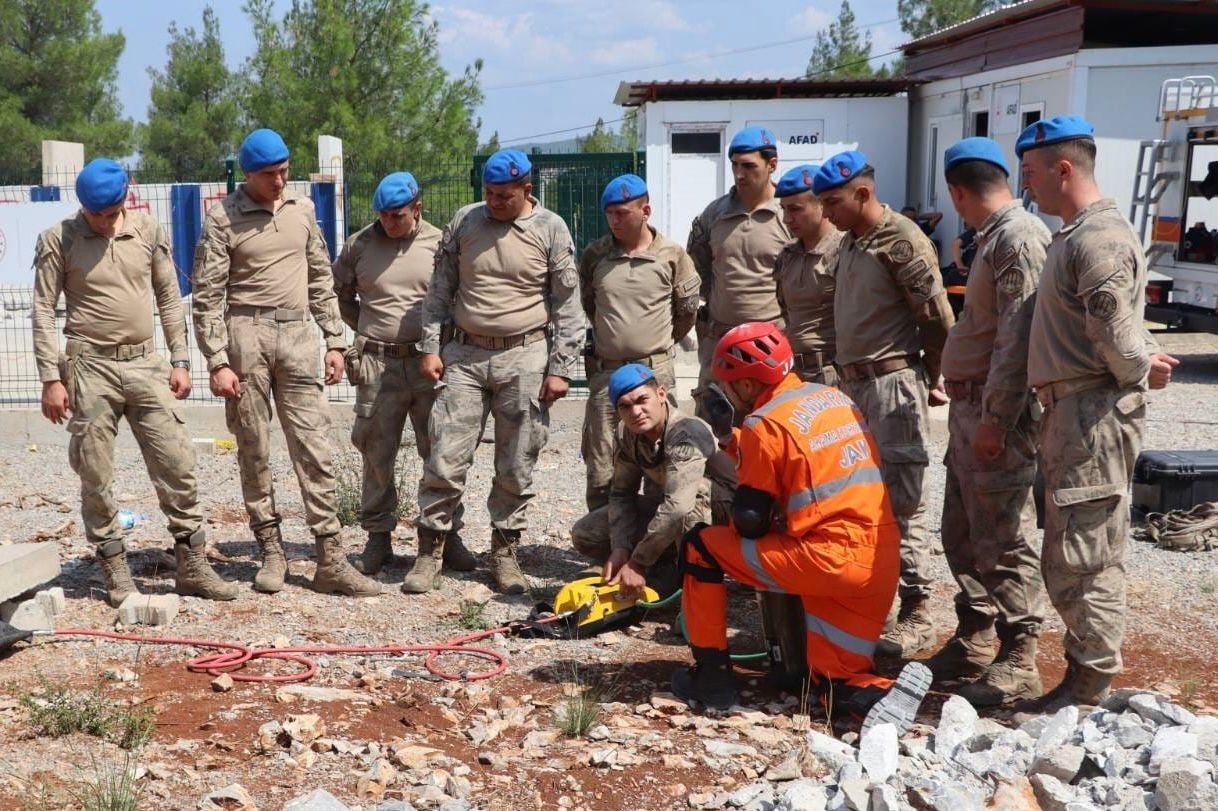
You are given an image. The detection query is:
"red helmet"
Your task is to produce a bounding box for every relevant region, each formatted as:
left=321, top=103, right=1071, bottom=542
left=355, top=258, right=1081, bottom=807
left=711, top=322, right=793, bottom=385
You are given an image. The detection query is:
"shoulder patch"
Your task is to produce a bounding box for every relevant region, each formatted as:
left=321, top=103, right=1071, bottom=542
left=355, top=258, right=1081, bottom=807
left=998, top=268, right=1025, bottom=296
left=667, top=442, right=704, bottom=463
left=889, top=239, right=913, bottom=264
left=1087, top=290, right=1119, bottom=321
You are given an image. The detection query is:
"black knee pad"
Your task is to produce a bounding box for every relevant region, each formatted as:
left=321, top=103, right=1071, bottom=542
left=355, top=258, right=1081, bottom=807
left=678, top=522, right=724, bottom=583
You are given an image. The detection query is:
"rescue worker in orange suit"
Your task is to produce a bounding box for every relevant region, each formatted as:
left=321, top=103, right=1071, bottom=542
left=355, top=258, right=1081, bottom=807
left=671, top=322, right=932, bottom=734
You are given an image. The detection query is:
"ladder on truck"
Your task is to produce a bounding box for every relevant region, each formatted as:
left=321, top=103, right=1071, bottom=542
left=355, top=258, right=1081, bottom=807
left=1130, top=76, right=1217, bottom=247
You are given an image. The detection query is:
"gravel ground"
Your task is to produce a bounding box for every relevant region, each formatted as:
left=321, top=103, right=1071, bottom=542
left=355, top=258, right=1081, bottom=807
left=0, top=330, right=1215, bottom=809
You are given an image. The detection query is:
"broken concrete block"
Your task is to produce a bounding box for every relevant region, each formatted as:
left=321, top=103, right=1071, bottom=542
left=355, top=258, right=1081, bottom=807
left=117, top=593, right=179, bottom=626
left=35, top=587, right=65, bottom=618
left=191, top=438, right=217, bottom=454
left=0, top=598, right=53, bottom=632
left=0, top=542, right=61, bottom=603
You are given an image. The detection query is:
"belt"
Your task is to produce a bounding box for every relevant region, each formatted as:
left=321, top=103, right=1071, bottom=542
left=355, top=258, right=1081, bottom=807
left=363, top=339, right=418, bottom=358
left=457, top=327, right=546, bottom=350
left=590, top=349, right=673, bottom=374
left=69, top=338, right=153, bottom=361
left=1035, top=375, right=1114, bottom=407
left=944, top=379, right=985, bottom=403
left=792, top=350, right=828, bottom=372
left=839, top=354, right=919, bottom=382
left=227, top=304, right=308, bottom=322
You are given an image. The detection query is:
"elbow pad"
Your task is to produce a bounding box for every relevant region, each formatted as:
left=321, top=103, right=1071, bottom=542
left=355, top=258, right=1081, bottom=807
left=732, top=485, right=775, bottom=538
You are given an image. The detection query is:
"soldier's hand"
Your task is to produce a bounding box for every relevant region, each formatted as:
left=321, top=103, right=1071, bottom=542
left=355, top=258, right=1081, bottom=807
left=419, top=353, right=444, bottom=381
left=1148, top=353, right=1180, bottom=390
left=324, top=349, right=345, bottom=385
left=602, top=548, right=631, bottom=583
left=41, top=380, right=70, bottom=424
left=169, top=367, right=192, bottom=400
left=974, top=423, right=1007, bottom=463
left=210, top=367, right=241, bottom=398
left=608, top=559, right=648, bottom=598
left=928, top=383, right=950, bottom=407
left=539, top=375, right=570, bottom=402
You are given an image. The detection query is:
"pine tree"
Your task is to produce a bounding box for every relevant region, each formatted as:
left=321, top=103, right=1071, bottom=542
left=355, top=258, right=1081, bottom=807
left=805, top=1, right=875, bottom=79
left=898, top=0, right=1007, bottom=40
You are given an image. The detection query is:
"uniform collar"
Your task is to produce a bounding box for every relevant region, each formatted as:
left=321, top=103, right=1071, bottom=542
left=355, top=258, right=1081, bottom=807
left=976, top=199, right=1024, bottom=240
left=852, top=205, right=895, bottom=251
left=721, top=185, right=782, bottom=219
left=372, top=219, right=422, bottom=243
left=1059, top=197, right=1118, bottom=235
left=750, top=373, right=805, bottom=412
left=479, top=196, right=543, bottom=231
left=235, top=185, right=302, bottom=214
left=75, top=211, right=138, bottom=240
left=787, top=227, right=841, bottom=258
left=608, top=225, right=661, bottom=260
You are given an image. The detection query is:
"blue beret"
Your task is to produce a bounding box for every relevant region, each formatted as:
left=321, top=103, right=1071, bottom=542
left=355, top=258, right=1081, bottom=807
left=608, top=363, right=656, bottom=405
left=728, top=126, right=777, bottom=156
left=373, top=172, right=420, bottom=211
left=944, top=137, right=1009, bottom=176
left=76, top=159, right=128, bottom=213
left=239, top=128, right=290, bottom=172
left=775, top=164, right=821, bottom=198
left=482, top=149, right=532, bottom=185
left=1015, top=115, right=1095, bottom=158
left=601, top=174, right=647, bottom=210
left=812, top=151, right=869, bottom=194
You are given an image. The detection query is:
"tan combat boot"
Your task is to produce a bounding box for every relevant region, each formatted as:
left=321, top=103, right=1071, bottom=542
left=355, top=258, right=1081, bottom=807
left=174, top=530, right=239, bottom=601
left=490, top=528, right=528, bottom=595
left=876, top=597, right=937, bottom=658
left=253, top=524, right=288, bottom=594
left=442, top=533, right=479, bottom=572
left=959, top=631, right=1042, bottom=707
left=97, top=540, right=139, bottom=608
left=924, top=608, right=997, bottom=682
left=356, top=531, right=393, bottom=575
left=401, top=528, right=444, bottom=594
left=1012, top=657, right=1090, bottom=723
left=311, top=534, right=381, bottom=597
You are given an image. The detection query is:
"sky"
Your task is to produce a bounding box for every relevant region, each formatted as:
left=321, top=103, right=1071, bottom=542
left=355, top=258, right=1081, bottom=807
left=96, top=0, right=910, bottom=149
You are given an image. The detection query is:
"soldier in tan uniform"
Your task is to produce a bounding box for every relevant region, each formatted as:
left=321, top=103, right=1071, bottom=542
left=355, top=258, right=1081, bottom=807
left=193, top=128, right=380, bottom=598
left=332, top=172, right=476, bottom=576
left=687, top=127, right=791, bottom=415
left=813, top=150, right=956, bottom=657
left=1015, top=116, right=1177, bottom=714
left=929, top=138, right=1050, bottom=707
left=571, top=364, right=732, bottom=596
left=579, top=174, right=700, bottom=510
left=414, top=149, right=584, bottom=595
left=773, top=164, right=843, bottom=385
left=32, top=159, right=237, bottom=605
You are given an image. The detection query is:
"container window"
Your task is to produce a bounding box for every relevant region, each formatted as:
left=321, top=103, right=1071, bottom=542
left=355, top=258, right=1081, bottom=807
left=671, top=132, right=722, bottom=154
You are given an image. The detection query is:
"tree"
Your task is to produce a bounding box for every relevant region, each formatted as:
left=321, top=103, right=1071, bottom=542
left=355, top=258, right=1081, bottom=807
left=0, top=0, right=133, bottom=177
left=141, top=7, right=241, bottom=179
left=239, top=0, right=483, bottom=175
left=478, top=130, right=500, bottom=154
left=898, top=0, right=1007, bottom=40
left=619, top=108, right=640, bottom=153
left=579, top=118, right=618, bottom=153
left=805, top=1, right=875, bottom=79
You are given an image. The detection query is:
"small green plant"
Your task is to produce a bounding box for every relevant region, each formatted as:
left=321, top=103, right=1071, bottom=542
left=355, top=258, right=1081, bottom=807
left=556, top=687, right=603, bottom=738
left=457, top=599, right=489, bottom=631
left=72, top=753, right=142, bottom=811
left=21, top=682, right=155, bottom=750
left=333, top=447, right=362, bottom=528
left=393, top=447, right=417, bottom=519
left=1201, top=578, right=1217, bottom=595
left=1180, top=678, right=1202, bottom=709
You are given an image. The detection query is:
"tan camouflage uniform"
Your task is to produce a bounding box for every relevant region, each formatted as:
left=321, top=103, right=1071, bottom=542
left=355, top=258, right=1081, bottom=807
left=775, top=228, right=844, bottom=386
left=686, top=188, right=790, bottom=401
left=1029, top=198, right=1154, bottom=678
left=192, top=187, right=347, bottom=539
left=332, top=218, right=456, bottom=533
left=415, top=198, right=583, bottom=537
left=834, top=205, right=955, bottom=604
left=940, top=201, right=1051, bottom=640
left=578, top=227, right=700, bottom=510
left=32, top=212, right=200, bottom=552
left=571, top=406, right=734, bottom=573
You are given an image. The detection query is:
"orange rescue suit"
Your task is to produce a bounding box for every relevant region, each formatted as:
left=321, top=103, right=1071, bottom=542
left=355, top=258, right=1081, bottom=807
left=682, top=373, right=901, bottom=688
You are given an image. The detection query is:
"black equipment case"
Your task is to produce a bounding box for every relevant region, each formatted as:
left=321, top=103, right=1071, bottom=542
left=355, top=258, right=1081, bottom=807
left=1133, top=450, right=1218, bottom=515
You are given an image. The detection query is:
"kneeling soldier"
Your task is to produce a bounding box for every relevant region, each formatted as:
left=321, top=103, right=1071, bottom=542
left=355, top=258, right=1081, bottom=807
left=571, top=364, right=731, bottom=597
left=32, top=159, right=238, bottom=605
left=672, top=322, right=930, bottom=735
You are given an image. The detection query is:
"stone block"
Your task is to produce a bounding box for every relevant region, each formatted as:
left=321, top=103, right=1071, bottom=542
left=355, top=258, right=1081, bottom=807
left=191, top=438, right=217, bottom=454
left=0, top=598, right=52, bottom=632
left=0, top=542, right=61, bottom=603
left=117, top=593, right=179, bottom=626
left=283, top=789, right=351, bottom=810
left=35, top=587, right=65, bottom=618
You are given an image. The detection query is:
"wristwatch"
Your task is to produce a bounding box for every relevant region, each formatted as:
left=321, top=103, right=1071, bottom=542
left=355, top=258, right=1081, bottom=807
left=171, top=360, right=190, bottom=370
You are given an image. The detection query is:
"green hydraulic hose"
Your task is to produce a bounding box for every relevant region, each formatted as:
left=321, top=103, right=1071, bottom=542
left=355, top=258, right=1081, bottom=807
left=638, top=588, right=769, bottom=663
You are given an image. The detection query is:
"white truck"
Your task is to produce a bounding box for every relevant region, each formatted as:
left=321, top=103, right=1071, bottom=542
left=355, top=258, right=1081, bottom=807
left=1132, top=75, right=1218, bottom=330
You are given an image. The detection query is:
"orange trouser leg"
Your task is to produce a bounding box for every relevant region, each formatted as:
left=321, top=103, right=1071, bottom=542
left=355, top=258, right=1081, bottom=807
left=681, top=523, right=900, bottom=688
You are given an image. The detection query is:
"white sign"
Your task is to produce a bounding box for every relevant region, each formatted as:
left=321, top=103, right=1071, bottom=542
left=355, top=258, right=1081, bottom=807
left=991, top=85, right=1022, bottom=135
left=0, top=201, right=78, bottom=286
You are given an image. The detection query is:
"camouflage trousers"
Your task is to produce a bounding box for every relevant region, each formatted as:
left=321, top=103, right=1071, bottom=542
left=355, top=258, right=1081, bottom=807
left=841, top=366, right=934, bottom=601
left=416, top=339, right=549, bottom=533
left=582, top=353, right=676, bottom=511
left=349, top=346, right=464, bottom=535
left=64, top=341, right=201, bottom=549
left=570, top=478, right=728, bottom=563
left=224, top=313, right=339, bottom=538
left=1039, top=384, right=1145, bottom=675
left=941, top=396, right=1045, bottom=636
